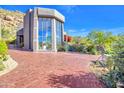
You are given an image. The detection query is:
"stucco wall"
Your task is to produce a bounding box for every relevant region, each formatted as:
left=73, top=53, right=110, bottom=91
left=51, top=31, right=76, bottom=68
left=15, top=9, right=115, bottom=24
left=24, top=12, right=30, bottom=50
left=37, top=8, right=65, bottom=23
left=32, top=8, right=39, bottom=52
left=51, top=18, right=57, bottom=52
left=23, top=7, right=65, bottom=52
left=30, top=11, right=34, bottom=50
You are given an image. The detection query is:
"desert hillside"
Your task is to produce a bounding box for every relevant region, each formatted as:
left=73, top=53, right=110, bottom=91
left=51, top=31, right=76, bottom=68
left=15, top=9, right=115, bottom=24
left=0, top=8, right=25, bottom=41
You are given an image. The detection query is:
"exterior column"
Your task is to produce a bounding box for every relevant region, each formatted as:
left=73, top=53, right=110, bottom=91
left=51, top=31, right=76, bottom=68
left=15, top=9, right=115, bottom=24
left=52, top=19, right=57, bottom=52
left=33, top=8, right=39, bottom=52
left=61, top=23, right=64, bottom=45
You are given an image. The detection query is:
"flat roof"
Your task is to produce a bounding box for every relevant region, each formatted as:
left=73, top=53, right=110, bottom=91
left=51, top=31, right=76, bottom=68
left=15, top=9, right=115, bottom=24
left=36, top=7, right=65, bottom=22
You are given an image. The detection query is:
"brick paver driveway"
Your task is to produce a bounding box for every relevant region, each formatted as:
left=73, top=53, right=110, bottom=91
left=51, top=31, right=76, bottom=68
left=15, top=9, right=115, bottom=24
left=0, top=49, right=105, bottom=88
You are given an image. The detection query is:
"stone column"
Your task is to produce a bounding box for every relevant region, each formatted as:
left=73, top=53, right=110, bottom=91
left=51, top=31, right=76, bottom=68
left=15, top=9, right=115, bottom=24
left=52, top=18, right=57, bottom=52
left=33, top=8, right=39, bottom=52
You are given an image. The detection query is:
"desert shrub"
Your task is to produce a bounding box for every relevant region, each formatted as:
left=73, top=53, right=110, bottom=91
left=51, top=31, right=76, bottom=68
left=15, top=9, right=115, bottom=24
left=76, top=45, right=86, bottom=53
left=101, top=34, right=124, bottom=88
left=0, top=39, right=8, bottom=60
left=101, top=56, right=124, bottom=88
left=91, top=48, right=98, bottom=55
left=57, top=45, right=66, bottom=52
left=70, top=30, right=117, bottom=55
left=68, top=45, right=76, bottom=52
left=0, top=61, right=5, bottom=71
left=87, top=31, right=117, bottom=55
left=101, top=70, right=119, bottom=88
left=71, top=36, right=81, bottom=44
left=68, top=44, right=87, bottom=53
left=86, top=45, right=97, bottom=55
left=68, top=43, right=97, bottom=54
left=0, top=39, right=8, bottom=71
left=1, top=26, right=16, bottom=43
left=105, top=56, right=114, bottom=71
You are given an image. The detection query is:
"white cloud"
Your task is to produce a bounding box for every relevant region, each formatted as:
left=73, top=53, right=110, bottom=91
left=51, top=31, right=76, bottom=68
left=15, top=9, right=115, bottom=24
left=67, top=29, right=77, bottom=33
left=65, top=27, right=124, bottom=37
left=103, top=27, right=124, bottom=35
left=59, top=5, right=77, bottom=13
left=66, top=28, right=88, bottom=36
left=67, top=29, right=86, bottom=33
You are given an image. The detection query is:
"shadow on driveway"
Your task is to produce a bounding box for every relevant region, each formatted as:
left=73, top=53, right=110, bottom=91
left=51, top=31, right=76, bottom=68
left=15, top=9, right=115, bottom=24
left=48, top=72, right=105, bottom=88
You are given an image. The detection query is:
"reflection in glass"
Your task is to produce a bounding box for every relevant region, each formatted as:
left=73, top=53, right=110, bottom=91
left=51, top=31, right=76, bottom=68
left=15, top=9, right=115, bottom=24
left=56, top=20, right=62, bottom=48
left=38, top=18, right=52, bottom=50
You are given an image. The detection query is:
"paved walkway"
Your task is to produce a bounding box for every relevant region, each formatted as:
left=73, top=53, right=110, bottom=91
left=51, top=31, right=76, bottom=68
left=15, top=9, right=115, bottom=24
left=0, top=49, right=105, bottom=88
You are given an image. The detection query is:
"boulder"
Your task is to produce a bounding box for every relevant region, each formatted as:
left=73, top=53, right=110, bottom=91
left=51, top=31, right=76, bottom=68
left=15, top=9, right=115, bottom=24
left=4, top=16, right=13, bottom=21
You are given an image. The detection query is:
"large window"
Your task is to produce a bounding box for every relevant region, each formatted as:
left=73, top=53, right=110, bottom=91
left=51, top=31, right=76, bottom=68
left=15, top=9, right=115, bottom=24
left=56, top=20, right=62, bottom=48
left=38, top=18, right=52, bottom=50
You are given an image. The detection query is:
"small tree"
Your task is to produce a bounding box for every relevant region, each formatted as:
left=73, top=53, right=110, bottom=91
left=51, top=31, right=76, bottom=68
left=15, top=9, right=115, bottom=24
left=87, top=30, right=117, bottom=61
left=1, top=26, right=16, bottom=44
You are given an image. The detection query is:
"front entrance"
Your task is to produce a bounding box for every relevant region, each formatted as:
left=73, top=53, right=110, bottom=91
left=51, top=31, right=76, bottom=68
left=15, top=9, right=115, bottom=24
left=17, top=35, right=24, bottom=48
left=38, top=34, right=52, bottom=51
left=38, top=18, right=52, bottom=51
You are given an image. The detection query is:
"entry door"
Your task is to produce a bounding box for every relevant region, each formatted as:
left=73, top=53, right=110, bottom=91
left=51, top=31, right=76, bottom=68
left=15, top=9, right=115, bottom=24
left=19, top=35, right=24, bottom=48
left=38, top=18, right=52, bottom=51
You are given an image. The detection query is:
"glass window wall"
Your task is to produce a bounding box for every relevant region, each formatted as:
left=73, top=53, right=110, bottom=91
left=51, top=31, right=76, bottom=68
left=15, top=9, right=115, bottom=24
left=56, top=20, right=62, bottom=48
left=38, top=18, right=52, bottom=50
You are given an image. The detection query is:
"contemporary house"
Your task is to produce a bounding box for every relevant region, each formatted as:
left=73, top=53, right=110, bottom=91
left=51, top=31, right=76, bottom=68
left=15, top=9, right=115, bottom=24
left=16, top=7, right=65, bottom=52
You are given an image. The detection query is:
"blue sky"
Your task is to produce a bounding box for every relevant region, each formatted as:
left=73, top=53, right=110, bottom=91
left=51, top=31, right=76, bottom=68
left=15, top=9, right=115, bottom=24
left=0, top=5, right=124, bottom=36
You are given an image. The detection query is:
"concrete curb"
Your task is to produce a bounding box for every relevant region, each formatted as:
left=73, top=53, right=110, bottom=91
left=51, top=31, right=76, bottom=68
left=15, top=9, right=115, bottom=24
left=0, top=55, right=18, bottom=76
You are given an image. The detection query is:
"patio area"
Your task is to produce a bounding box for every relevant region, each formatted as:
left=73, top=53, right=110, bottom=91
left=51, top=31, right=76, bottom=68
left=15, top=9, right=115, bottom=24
left=0, top=49, right=105, bottom=88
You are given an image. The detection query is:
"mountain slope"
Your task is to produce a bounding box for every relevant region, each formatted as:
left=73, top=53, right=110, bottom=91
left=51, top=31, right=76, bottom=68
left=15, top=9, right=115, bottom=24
left=0, top=8, right=25, bottom=41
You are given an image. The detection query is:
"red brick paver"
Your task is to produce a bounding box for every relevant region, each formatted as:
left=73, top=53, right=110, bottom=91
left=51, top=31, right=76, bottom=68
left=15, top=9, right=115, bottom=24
left=0, top=49, right=105, bottom=88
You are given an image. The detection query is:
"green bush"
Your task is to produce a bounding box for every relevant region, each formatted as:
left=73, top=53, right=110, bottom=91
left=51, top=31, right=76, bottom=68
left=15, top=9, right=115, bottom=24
left=68, top=44, right=87, bottom=53
left=0, top=39, right=8, bottom=71
left=0, top=61, right=5, bottom=71
left=1, top=26, right=16, bottom=42
left=105, top=56, right=114, bottom=71
left=101, top=35, right=124, bottom=88
left=101, top=70, right=118, bottom=88
left=68, top=45, right=76, bottom=52
left=57, top=45, right=66, bottom=52
left=85, top=45, right=98, bottom=55
left=76, top=45, right=85, bottom=52
left=91, top=48, right=98, bottom=55
left=0, top=39, right=8, bottom=59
